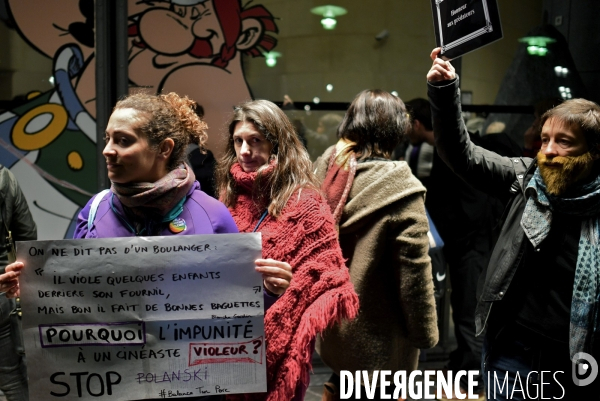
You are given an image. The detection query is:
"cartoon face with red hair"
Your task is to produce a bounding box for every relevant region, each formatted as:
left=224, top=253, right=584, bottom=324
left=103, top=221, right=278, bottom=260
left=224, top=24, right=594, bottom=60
left=130, top=0, right=276, bottom=67
left=1, top=0, right=277, bottom=239
left=128, top=0, right=278, bottom=152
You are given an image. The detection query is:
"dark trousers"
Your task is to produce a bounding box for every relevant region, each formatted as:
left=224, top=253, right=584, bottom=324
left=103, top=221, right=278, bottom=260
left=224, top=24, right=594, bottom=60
left=483, top=324, right=600, bottom=400
left=446, top=245, right=486, bottom=390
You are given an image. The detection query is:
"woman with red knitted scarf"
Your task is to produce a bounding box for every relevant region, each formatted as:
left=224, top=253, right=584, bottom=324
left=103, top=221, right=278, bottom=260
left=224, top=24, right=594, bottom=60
left=216, top=100, right=359, bottom=401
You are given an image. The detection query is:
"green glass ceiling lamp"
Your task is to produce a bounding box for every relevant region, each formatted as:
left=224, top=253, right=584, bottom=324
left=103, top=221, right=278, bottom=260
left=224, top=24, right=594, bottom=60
left=263, top=51, right=282, bottom=67
left=518, top=36, right=556, bottom=56
left=310, top=5, right=348, bottom=30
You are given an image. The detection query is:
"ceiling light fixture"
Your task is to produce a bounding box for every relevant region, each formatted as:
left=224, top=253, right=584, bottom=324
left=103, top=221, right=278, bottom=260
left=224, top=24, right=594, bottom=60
left=554, top=66, right=569, bottom=77
left=518, top=36, right=556, bottom=56
left=559, top=86, right=572, bottom=99
left=263, top=51, right=282, bottom=67
left=310, top=5, right=347, bottom=30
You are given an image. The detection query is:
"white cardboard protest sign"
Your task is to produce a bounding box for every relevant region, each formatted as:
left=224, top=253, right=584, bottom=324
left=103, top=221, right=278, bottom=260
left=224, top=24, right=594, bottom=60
left=17, top=233, right=265, bottom=400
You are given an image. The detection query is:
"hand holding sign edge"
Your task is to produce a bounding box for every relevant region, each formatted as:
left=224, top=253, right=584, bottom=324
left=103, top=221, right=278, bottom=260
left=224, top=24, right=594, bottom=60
left=427, top=48, right=456, bottom=83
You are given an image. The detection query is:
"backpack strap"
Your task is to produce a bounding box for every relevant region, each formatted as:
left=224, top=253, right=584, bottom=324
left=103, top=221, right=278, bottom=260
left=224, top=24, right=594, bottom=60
left=425, top=208, right=444, bottom=249
left=87, top=189, right=111, bottom=232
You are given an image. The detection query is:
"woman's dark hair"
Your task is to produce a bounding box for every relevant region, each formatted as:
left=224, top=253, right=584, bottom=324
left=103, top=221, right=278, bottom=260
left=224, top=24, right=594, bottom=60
left=216, top=99, right=319, bottom=217
left=114, top=92, right=208, bottom=170
left=337, top=89, right=409, bottom=160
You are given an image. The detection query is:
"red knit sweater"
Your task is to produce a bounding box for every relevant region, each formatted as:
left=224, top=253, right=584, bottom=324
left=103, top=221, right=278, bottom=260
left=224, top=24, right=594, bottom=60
left=226, top=163, right=359, bottom=401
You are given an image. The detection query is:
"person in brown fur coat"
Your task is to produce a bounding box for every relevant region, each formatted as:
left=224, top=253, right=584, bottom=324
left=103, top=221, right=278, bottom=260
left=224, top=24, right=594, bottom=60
left=314, top=89, right=439, bottom=401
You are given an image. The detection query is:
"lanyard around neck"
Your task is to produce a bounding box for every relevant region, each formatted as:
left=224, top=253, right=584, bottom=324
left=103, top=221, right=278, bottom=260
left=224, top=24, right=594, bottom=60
left=110, top=193, right=186, bottom=235
left=253, top=210, right=269, bottom=232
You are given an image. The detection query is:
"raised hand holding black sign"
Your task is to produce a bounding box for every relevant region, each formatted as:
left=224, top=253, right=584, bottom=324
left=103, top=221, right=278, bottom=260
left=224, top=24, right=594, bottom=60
left=431, top=0, right=503, bottom=59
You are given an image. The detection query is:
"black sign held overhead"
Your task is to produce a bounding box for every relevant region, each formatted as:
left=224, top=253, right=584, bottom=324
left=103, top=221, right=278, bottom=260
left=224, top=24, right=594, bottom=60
left=431, top=0, right=503, bottom=60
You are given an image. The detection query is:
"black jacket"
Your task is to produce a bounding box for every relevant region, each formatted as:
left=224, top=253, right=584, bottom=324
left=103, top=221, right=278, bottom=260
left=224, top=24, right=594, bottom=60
left=0, top=165, right=37, bottom=270
left=428, top=77, right=536, bottom=336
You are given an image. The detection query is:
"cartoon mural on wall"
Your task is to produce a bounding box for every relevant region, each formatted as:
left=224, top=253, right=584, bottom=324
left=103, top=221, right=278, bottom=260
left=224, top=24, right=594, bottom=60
left=128, top=0, right=277, bottom=153
left=0, top=0, right=278, bottom=239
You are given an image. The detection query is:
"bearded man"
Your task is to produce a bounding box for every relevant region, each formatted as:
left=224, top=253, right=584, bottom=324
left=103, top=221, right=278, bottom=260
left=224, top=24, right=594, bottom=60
left=427, top=47, right=600, bottom=400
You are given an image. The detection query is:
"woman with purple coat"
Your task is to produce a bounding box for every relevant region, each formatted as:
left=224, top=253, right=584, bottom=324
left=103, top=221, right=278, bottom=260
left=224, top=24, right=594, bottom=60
left=73, top=92, right=237, bottom=238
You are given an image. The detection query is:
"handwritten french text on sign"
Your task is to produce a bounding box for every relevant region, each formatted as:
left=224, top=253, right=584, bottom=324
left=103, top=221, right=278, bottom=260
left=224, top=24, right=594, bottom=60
left=431, top=0, right=503, bottom=59
left=17, top=234, right=265, bottom=400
